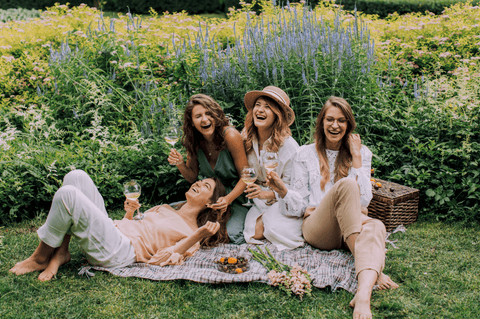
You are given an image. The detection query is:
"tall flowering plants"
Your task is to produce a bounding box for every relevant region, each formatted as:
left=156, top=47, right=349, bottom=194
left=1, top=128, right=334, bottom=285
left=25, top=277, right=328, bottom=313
left=249, top=246, right=312, bottom=300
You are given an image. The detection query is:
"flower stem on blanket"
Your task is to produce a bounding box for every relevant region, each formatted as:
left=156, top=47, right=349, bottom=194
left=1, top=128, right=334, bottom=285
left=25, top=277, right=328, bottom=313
left=248, top=246, right=312, bottom=300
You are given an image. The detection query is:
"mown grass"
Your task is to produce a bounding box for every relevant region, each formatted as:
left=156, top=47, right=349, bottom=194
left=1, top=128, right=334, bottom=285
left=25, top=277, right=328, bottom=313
left=1, top=218, right=479, bottom=318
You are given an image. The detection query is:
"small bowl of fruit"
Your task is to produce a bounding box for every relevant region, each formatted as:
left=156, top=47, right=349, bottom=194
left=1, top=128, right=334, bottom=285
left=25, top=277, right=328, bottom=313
left=215, top=256, right=249, bottom=274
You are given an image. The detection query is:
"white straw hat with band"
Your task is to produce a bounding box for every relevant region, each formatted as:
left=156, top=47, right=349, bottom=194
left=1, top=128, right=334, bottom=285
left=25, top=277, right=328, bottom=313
left=244, top=86, right=295, bottom=126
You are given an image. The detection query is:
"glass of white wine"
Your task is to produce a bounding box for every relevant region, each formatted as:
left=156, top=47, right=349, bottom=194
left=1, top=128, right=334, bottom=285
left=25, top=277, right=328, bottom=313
left=263, top=151, right=279, bottom=174
left=241, top=166, right=257, bottom=207
left=263, top=152, right=279, bottom=190
left=123, top=180, right=144, bottom=220
left=165, top=125, right=183, bottom=165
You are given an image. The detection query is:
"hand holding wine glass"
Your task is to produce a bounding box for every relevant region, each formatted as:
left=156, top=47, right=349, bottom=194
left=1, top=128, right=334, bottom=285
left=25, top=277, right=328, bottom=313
left=165, top=125, right=183, bottom=165
left=241, top=166, right=257, bottom=207
left=123, top=180, right=145, bottom=220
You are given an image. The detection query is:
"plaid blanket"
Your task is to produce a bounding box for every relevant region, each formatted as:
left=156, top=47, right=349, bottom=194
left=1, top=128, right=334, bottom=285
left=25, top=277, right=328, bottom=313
left=79, top=242, right=358, bottom=293
left=77, top=226, right=406, bottom=294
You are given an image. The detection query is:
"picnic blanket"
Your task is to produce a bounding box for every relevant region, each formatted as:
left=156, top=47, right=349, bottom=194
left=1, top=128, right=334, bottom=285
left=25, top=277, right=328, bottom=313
left=78, top=225, right=406, bottom=294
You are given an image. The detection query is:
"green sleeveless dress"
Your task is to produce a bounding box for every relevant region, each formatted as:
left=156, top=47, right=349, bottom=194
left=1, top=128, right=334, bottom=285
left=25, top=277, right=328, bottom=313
left=197, top=148, right=248, bottom=244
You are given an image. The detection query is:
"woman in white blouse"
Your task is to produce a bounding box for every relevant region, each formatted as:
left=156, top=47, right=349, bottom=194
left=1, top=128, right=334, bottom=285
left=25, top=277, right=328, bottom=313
left=241, top=86, right=301, bottom=250
left=267, top=97, right=398, bottom=319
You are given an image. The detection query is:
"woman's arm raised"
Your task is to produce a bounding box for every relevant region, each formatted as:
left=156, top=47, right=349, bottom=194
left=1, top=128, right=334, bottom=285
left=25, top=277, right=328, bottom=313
left=169, top=149, right=200, bottom=184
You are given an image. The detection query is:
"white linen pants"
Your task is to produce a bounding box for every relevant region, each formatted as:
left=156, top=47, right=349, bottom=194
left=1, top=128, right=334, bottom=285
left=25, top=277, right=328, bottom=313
left=37, top=170, right=136, bottom=268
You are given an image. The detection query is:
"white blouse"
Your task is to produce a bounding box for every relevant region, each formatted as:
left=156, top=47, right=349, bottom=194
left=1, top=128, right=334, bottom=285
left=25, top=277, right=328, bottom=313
left=243, top=135, right=303, bottom=251
left=279, top=143, right=373, bottom=217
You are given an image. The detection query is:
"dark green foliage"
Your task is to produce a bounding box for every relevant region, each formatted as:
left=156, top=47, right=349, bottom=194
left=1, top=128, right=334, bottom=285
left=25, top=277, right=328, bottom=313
left=0, top=0, right=96, bottom=10
left=0, top=8, right=41, bottom=22
left=105, top=0, right=223, bottom=14
left=336, top=0, right=480, bottom=18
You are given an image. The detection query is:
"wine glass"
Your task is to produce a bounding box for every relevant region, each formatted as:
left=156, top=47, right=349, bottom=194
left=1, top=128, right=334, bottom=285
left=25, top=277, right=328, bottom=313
left=263, top=151, right=279, bottom=174
left=123, top=180, right=144, bottom=220
left=263, top=152, right=279, bottom=190
left=165, top=125, right=183, bottom=165
left=241, top=166, right=257, bottom=207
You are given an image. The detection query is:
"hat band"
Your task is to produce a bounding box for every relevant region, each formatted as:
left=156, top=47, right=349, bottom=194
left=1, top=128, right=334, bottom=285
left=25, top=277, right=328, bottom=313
left=262, top=89, right=287, bottom=106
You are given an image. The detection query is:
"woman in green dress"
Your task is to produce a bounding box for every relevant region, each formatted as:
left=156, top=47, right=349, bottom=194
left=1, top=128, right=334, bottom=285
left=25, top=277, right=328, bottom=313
left=168, top=94, right=248, bottom=244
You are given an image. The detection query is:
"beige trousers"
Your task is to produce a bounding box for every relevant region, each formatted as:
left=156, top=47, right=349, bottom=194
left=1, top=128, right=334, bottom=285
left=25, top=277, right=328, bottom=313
left=302, top=178, right=386, bottom=277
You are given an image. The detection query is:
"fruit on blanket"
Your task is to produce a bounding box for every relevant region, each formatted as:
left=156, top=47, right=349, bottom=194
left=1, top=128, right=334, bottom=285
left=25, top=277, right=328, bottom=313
left=376, top=182, right=382, bottom=188
left=215, top=256, right=249, bottom=274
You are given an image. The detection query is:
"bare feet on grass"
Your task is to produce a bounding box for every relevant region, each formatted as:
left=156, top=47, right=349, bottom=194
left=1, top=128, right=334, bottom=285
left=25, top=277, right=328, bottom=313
left=349, top=294, right=372, bottom=319
left=9, top=256, right=51, bottom=276
left=376, top=273, right=399, bottom=290
left=38, top=249, right=71, bottom=282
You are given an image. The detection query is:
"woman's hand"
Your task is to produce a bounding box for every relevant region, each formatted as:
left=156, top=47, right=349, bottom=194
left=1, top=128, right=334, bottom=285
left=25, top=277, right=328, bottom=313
left=244, top=184, right=273, bottom=200
left=208, top=197, right=229, bottom=214
left=304, top=206, right=316, bottom=219
left=124, top=198, right=141, bottom=220
left=347, top=133, right=362, bottom=156
left=347, top=133, right=362, bottom=169
left=265, top=171, right=288, bottom=198
left=195, top=221, right=220, bottom=239
left=168, top=148, right=184, bottom=166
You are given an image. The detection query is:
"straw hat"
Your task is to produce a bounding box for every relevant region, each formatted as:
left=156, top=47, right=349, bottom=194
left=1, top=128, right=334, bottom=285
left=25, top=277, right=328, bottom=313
left=244, top=86, right=295, bottom=126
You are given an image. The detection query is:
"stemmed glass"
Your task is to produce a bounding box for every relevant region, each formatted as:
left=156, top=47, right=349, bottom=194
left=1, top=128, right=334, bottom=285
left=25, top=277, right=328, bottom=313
left=123, top=180, right=144, bottom=220
left=263, top=152, right=279, bottom=190
left=165, top=124, right=183, bottom=165
left=241, top=166, right=257, bottom=207
left=263, top=151, right=279, bottom=174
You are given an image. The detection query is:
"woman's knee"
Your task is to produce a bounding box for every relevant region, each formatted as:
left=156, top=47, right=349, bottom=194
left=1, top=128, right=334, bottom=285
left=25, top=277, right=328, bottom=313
left=365, top=218, right=386, bottom=237
left=63, top=169, right=90, bottom=186
left=53, top=185, right=79, bottom=202
left=336, top=178, right=358, bottom=191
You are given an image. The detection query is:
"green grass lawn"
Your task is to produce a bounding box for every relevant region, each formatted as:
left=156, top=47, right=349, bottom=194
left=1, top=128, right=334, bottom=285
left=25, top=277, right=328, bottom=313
left=1, top=218, right=479, bottom=318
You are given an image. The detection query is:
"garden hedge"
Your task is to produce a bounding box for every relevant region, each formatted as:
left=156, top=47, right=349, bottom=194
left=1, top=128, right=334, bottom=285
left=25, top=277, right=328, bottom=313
left=336, top=0, right=480, bottom=17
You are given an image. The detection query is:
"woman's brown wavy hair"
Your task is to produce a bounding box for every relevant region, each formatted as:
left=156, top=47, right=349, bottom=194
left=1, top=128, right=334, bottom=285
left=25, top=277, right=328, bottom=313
left=182, top=94, right=230, bottom=159
left=314, top=97, right=356, bottom=191
left=196, top=177, right=231, bottom=246
left=242, top=96, right=291, bottom=154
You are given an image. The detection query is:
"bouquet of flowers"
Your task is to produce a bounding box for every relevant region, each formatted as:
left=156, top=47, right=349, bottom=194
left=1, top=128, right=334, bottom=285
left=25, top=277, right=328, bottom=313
left=249, top=246, right=312, bottom=300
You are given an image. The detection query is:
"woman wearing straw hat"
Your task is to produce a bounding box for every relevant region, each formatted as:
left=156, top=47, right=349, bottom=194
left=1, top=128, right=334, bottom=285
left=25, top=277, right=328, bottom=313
left=266, top=96, right=398, bottom=319
left=167, top=94, right=249, bottom=244
left=242, top=86, right=302, bottom=250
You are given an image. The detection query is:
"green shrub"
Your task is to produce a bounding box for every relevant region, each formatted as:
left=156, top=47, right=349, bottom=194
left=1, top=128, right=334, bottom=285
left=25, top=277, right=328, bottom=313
left=336, top=0, right=480, bottom=18
left=0, top=1, right=479, bottom=225
left=0, top=8, right=41, bottom=22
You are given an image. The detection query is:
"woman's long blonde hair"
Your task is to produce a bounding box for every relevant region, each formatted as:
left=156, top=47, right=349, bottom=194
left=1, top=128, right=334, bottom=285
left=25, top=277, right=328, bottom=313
left=242, top=96, right=291, bottom=154
left=314, top=97, right=357, bottom=191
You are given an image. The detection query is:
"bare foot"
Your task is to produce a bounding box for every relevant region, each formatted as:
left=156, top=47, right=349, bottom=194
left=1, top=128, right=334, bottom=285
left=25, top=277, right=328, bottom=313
left=349, top=295, right=372, bottom=319
left=376, top=273, right=399, bottom=290
left=10, top=256, right=51, bottom=276
left=38, top=250, right=71, bottom=282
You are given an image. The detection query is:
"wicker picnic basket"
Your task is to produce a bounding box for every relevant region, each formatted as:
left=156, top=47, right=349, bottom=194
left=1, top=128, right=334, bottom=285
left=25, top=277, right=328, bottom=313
left=367, top=179, right=419, bottom=231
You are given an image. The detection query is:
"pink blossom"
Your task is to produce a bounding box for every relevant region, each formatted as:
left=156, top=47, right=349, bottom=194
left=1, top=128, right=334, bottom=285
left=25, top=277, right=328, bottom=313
left=1, top=55, right=15, bottom=62
left=439, top=52, right=452, bottom=58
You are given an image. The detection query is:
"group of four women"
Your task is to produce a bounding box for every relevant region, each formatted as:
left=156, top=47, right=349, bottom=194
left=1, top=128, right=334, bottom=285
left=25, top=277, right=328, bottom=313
left=10, top=86, right=397, bottom=319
